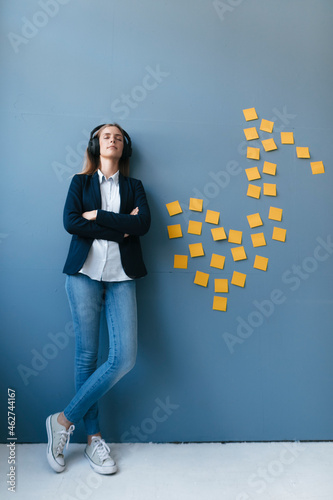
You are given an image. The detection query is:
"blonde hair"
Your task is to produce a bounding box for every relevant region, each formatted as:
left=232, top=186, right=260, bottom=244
left=80, top=123, right=130, bottom=177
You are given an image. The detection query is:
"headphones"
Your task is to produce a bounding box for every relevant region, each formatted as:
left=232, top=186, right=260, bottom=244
left=88, top=124, right=132, bottom=159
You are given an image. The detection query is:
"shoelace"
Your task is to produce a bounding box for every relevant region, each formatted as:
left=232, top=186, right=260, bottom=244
left=91, top=438, right=112, bottom=462
left=56, top=424, right=75, bottom=456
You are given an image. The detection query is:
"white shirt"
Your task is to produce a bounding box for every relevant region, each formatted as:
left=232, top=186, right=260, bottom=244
left=79, top=169, right=131, bottom=282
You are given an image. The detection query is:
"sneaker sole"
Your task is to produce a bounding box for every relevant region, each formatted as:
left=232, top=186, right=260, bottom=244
left=84, top=451, right=117, bottom=475
left=46, top=415, right=66, bottom=473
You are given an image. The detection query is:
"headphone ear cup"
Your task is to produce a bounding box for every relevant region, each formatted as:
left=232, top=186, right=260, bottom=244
left=121, top=133, right=132, bottom=159
left=121, top=141, right=130, bottom=159
left=88, top=136, right=100, bottom=157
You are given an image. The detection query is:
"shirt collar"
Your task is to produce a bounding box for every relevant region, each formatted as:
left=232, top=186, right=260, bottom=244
left=97, top=169, right=120, bottom=185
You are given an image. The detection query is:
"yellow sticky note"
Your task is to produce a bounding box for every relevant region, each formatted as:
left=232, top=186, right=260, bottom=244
left=260, top=119, right=274, bottom=133
left=228, top=230, right=243, bottom=245
left=167, top=224, right=182, bottom=239
left=231, top=271, right=246, bottom=288
left=189, top=243, right=204, bottom=257
left=263, top=183, right=277, bottom=196
left=194, top=271, right=209, bottom=287
left=247, top=213, right=263, bottom=228
left=166, top=200, right=182, bottom=216
left=281, top=132, right=294, bottom=144
left=205, top=210, right=220, bottom=225
left=210, top=254, right=225, bottom=270
left=231, top=246, right=247, bottom=261
left=245, top=166, right=261, bottom=181
left=247, top=147, right=260, bottom=160
left=262, top=161, right=277, bottom=176
left=247, top=184, right=261, bottom=199
left=296, top=147, right=310, bottom=158
left=243, top=127, right=259, bottom=141
left=251, top=232, right=266, bottom=248
left=211, top=227, right=227, bottom=241
left=243, top=107, right=258, bottom=121
left=272, top=227, right=286, bottom=242
left=268, top=206, right=283, bottom=222
left=213, top=296, right=227, bottom=312
left=262, top=138, right=277, bottom=152
left=189, top=198, right=203, bottom=212
left=188, top=220, right=202, bottom=235
left=254, top=255, right=268, bottom=271
left=215, top=279, right=228, bottom=293
left=174, top=255, right=188, bottom=269
left=310, top=161, right=325, bottom=175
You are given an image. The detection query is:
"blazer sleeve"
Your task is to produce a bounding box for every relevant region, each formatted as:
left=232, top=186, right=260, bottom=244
left=63, top=175, right=124, bottom=242
left=96, top=179, right=151, bottom=236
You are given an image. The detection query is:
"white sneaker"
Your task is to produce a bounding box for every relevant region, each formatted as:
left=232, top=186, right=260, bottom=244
left=84, top=437, right=117, bottom=475
left=46, top=413, right=75, bottom=472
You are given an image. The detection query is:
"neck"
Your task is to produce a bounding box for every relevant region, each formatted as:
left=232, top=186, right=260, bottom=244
left=99, top=157, right=120, bottom=179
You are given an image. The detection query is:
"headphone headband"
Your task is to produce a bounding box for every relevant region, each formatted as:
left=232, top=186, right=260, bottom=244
left=88, top=123, right=132, bottom=159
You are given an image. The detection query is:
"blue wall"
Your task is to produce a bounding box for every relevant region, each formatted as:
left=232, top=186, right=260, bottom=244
left=1, top=0, right=333, bottom=443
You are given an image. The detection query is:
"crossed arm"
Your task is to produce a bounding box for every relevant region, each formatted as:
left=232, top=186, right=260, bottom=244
left=83, top=207, right=139, bottom=237
left=63, top=175, right=150, bottom=242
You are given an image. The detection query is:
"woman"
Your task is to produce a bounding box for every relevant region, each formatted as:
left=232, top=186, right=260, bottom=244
left=46, top=123, right=151, bottom=475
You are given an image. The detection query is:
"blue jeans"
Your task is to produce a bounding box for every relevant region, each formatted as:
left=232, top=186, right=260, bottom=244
left=63, top=274, right=137, bottom=436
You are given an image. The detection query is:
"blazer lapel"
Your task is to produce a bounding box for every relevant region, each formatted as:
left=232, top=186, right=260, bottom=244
left=92, top=171, right=102, bottom=208
left=119, top=173, right=128, bottom=214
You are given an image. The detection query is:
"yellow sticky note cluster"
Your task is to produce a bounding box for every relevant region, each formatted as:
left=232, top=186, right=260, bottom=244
left=165, top=105, right=325, bottom=314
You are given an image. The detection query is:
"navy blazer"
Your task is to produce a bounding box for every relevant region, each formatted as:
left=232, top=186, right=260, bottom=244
left=63, top=171, right=151, bottom=279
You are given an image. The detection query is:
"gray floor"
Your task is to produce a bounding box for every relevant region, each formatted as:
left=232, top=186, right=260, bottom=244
left=1, top=442, right=332, bottom=499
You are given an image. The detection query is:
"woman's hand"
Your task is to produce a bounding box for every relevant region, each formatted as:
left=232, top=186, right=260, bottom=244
left=124, top=207, right=139, bottom=237
left=82, top=210, right=97, bottom=221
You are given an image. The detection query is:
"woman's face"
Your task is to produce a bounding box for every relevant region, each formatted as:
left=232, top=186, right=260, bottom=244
left=99, top=126, right=124, bottom=160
